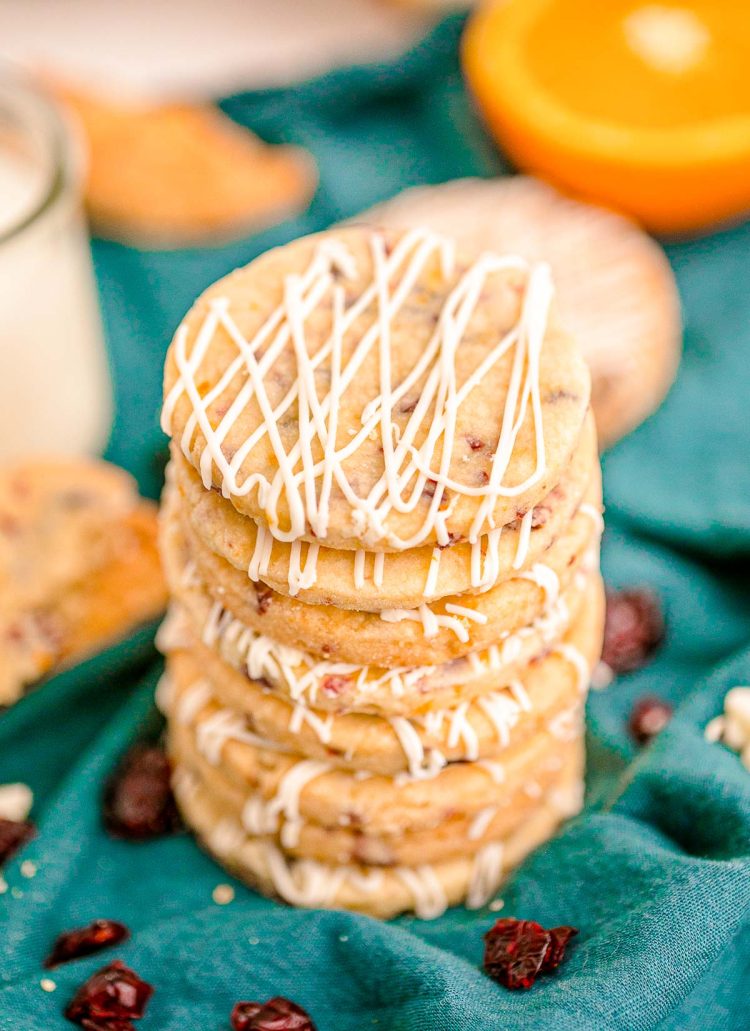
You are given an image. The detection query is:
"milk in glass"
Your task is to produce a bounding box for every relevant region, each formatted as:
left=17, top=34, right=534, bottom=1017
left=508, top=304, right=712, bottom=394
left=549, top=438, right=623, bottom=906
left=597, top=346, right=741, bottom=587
left=0, top=75, right=111, bottom=460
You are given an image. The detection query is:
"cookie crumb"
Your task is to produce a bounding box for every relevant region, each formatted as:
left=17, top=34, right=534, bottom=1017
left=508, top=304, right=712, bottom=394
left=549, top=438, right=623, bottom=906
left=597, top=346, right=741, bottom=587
left=489, top=898, right=505, bottom=912
left=40, top=978, right=57, bottom=993
left=10, top=887, right=23, bottom=899
left=212, top=883, right=235, bottom=905
left=20, top=860, right=37, bottom=878
left=339, top=934, right=349, bottom=942
left=0, top=877, right=7, bottom=894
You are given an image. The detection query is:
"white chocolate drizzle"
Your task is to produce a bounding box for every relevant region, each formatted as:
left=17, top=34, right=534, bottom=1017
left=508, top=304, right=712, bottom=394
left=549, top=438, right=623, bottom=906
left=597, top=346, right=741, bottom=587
left=154, top=673, right=174, bottom=715
left=553, top=643, right=590, bottom=694
left=519, top=563, right=560, bottom=605
left=388, top=717, right=446, bottom=780
left=393, top=864, right=448, bottom=920
left=288, top=702, right=334, bottom=745
left=468, top=805, right=497, bottom=841
left=195, top=707, right=284, bottom=764
left=444, top=603, right=488, bottom=625
left=444, top=701, right=480, bottom=760
left=239, top=760, right=330, bottom=849
left=423, top=547, right=442, bottom=598
left=579, top=502, right=605, bottom=534
left=262, top=843, right=346, bottom=908
left=162, top=230, right=553, bottom=566
left=547, top=706, right=583, bottom=742
left=470, top=528, right=503, bottom=592
left=176, top=679, right=212, bottom=725
left=466, top=842, right=504, bottom=909
left=512, top=508, right=535, bottom=570
left=476, top=693, right=521, bottom=747
left=379, top=604, right=471, bottom=642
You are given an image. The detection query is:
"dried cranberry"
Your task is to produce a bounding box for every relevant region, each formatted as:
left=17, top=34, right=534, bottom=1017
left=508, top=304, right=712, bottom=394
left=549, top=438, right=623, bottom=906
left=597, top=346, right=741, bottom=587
left=256, top=585, right=273, bottom=614
left=483, top=917, right=577, bottom=990
left=0, top=818, right=35, bottom=865
left=231, top=996, right=316, bottom=1031
left=483, top=919, right=550, bottom=989
left=466, top=436, right=485, bottom=451
left=45, top=920, right=130, bottom=968
left=321, top=675, right=349, bottom=697
left=103, top=745, right=180, bottom=841
left=65, top=961, right=153, bottom=1025
left=629, top=696, right=673, bottom=745
left=602, top=588, right=664, bottom=674
left=542, top=925, right=579, bottom=971
left=79, top=1019, right=135, bottom=1031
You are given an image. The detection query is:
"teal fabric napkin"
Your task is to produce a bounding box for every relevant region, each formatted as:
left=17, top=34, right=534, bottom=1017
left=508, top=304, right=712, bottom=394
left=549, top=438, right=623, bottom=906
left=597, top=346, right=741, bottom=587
left=1, top=16, right=749, bottom=1030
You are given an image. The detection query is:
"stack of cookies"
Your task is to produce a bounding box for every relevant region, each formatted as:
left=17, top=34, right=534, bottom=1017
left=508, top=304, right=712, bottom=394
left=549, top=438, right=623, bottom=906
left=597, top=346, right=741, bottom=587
left=157, top=226, right=604, bottom=919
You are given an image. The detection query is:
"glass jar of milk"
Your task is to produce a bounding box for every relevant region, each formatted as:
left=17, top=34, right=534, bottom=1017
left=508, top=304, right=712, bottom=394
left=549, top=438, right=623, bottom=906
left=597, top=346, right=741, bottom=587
left=0, top=70, right=110, bottom=460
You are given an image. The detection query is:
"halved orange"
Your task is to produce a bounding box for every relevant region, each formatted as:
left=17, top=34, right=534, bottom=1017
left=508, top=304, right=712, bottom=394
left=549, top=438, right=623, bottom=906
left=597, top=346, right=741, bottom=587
left=463, top=0, right=750, bottom=234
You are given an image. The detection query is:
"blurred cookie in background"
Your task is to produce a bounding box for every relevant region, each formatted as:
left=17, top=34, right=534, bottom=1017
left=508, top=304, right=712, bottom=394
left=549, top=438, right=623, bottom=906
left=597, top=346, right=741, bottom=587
left=0, top=457, right=167, bottom=707
left=357, top=176, right=681, bottom=448
left=50, top=82, right=317, bottom=247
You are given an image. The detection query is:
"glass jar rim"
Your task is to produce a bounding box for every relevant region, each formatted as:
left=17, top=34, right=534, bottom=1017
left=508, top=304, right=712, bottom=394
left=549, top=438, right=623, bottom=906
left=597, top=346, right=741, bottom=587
left=0, top=64, right=77, bottom=246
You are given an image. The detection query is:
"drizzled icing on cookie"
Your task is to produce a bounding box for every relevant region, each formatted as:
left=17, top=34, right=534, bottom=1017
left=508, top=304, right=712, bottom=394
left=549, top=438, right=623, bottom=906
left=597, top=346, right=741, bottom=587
left=162, top=228, right=554, bottom=557
left=193, top=587, right=573, bottom=711
left=466, top=842, right=504, bottom=909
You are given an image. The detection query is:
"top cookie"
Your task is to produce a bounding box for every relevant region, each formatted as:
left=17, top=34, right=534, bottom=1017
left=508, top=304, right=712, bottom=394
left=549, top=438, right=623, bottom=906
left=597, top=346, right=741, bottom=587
left=162, top=226, right=590, bottom=551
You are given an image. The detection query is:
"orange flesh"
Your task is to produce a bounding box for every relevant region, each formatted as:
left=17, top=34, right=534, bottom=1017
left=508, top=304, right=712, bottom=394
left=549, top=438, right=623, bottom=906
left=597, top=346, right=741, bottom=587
left=525, top=1, right=750, bottom=129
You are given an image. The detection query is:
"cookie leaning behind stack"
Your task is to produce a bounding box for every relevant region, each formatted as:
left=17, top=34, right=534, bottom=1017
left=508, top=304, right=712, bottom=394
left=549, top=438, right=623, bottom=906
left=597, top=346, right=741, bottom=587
left=355, top=176, right=681, bottom=448
left=158, top=225, right=605, bottom=919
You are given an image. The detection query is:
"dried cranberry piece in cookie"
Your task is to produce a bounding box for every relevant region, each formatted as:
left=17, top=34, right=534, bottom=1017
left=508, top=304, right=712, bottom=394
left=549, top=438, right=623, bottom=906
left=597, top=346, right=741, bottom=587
left=45, top=919, right=130, bottom=968
left=65, top=960, right=153, bottom=1025
left=231, top=996, right=317, bottom=1030
left=103, top=745, right=180, bottom=840
left=483, top=917, right=578, bottom=989
left=629, top=696, right=673, bottom=745
left=0, top=817, right=35, bottom=865
left=603, top=587, right=664, bottom=673
left=321, top=675, right=349, bottom=698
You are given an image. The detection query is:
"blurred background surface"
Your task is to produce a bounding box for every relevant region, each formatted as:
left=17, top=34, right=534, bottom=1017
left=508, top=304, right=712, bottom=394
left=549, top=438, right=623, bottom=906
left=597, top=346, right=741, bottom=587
left=0, top=0, right=431, bottom=97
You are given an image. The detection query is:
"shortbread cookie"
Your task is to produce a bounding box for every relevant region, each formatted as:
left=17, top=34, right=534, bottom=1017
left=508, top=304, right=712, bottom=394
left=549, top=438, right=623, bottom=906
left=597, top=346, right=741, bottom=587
left=357, top=177, right=681, bottom=447
left=53, top=82, right=317, bottom=247
left=166, top=676, right=585, bottom=837
left=173, top=764, right=578, bottom=918
left=159, top=557, right=601, bottom=719
left=161, top=573, right=602, bottom=775
left=171, top=732, right=582, bottom=867
left=171, top=411, right=598, bottom=610
left=161, top=478, right=599, bottom=667
left=162, top=226, right=591, bottom=550
left=0, top=457, right=167, bottom=706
